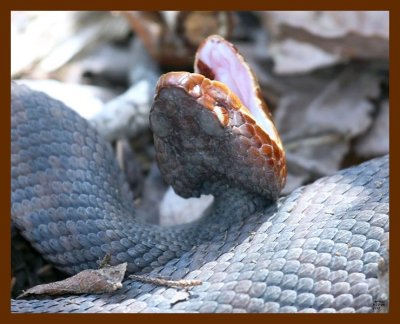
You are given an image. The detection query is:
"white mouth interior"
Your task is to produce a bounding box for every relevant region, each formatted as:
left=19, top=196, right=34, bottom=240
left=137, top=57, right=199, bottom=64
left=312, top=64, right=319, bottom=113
left=195, top=38, right=279, bottom=144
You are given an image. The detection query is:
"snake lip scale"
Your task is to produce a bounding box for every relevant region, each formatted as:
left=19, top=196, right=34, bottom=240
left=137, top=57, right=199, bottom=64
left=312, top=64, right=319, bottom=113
left=11, top=35, right=389, bottom=313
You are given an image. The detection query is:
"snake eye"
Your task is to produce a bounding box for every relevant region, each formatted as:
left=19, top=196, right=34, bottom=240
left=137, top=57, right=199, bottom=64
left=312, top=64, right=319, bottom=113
left=151, top=36, right=286, bottom=200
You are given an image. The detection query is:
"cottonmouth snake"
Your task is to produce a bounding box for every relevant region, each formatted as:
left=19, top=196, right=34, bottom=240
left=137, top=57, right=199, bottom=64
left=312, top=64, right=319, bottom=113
left=11, top=36, right=389, bottom=313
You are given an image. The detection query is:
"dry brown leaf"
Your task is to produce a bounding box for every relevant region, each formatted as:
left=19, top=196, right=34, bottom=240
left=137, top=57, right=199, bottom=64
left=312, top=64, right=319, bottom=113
left=275, top=66, right=380, bottom=139
left=121, top=11, right=233, bottom=67
left=265, top=65, right=383, bottom=193
left=18, top=263, right=127, bottom=298
left=264, top=11, right=389, bottom=74
left=270, top=39, right=340, bottom=74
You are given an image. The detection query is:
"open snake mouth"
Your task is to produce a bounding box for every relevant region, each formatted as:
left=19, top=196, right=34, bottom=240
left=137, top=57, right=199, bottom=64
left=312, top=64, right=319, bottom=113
left=150, top=35, right=286, bottom=200
left=194, top=35, right=282, bottom=150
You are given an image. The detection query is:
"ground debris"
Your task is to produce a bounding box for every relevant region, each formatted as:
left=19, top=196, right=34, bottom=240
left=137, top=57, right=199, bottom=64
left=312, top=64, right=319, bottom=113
left=264, top=11, right=389, bottom=74
left=129, top=274, right=202, bottom=289
left=18, top=262, right=127, bottom=298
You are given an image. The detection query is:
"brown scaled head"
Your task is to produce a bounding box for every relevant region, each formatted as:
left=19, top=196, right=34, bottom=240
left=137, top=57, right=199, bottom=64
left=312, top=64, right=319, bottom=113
left=150, top=35, right=286, bottom=200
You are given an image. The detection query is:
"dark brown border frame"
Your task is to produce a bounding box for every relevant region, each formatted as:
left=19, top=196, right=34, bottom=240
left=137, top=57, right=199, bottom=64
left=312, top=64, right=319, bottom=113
left=2, top=1, right=398, bottom=324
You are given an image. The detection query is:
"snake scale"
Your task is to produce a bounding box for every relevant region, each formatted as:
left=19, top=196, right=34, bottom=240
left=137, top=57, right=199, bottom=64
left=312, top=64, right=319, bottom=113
left=11, top=36, right=389, bottom=313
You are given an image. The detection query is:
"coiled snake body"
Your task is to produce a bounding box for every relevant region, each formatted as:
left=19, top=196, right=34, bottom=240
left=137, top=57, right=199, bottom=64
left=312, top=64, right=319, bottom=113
left=11, top=36, right=389, bottom=313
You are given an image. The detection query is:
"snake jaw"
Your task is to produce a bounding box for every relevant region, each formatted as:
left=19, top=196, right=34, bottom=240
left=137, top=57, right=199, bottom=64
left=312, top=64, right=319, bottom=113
left=195, top=35, right=283, bottom=151
left=150, top=35, right=286, bottom=199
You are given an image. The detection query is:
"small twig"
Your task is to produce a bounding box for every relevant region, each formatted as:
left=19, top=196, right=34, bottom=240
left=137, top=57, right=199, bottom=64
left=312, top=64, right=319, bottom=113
left=129, top=274, right=202, bottom=289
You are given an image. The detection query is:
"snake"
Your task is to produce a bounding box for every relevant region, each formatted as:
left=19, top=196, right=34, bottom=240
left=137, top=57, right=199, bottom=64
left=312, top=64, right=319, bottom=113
left=11, top=35, right=389, bottom=313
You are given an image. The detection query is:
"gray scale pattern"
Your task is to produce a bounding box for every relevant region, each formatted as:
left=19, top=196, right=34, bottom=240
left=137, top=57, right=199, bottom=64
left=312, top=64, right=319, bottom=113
left=11, top=83, right=389, bottom=312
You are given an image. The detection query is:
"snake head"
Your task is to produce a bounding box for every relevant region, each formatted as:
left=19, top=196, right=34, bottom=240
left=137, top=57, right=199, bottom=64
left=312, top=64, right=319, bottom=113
left=150, top=35, right=286, bottom=200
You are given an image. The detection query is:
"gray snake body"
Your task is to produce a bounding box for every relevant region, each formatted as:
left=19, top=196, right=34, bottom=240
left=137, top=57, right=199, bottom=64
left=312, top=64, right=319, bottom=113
left=11, top=82, right=389, bottom=312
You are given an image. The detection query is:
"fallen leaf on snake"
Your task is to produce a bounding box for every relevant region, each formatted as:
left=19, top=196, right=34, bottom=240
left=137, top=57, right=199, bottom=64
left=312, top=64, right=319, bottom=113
left=18, top=263, right=127, bottom=298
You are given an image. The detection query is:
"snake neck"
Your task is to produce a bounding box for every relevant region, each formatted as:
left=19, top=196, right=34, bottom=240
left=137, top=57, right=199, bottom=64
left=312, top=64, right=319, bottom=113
left=202, top=181, right=270, bottom=218
left=108, top=185, right=272, bottom=275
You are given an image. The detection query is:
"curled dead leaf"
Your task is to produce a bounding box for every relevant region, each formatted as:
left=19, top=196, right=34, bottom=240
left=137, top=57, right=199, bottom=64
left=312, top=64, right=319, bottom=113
left=18, top=263, right=127, bottom=298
